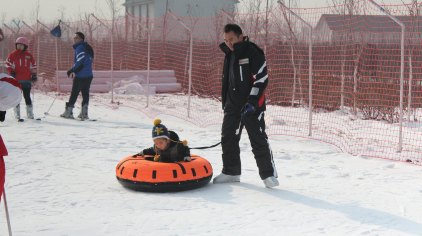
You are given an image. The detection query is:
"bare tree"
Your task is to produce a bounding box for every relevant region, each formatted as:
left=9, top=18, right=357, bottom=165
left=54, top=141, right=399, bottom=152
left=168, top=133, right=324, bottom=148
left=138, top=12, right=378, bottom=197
left=11, top=19, right=23, bottom=36
left=241, top=0, right=265, bottom=40
left=329, top=0, right=367, bottom=112
left=58, top=5, right=67, bottom=23
left=30, top=0, right=41, bottom=24
left=106, top=0, right=121, bottom=38
left=81, top=13, right=99, bottom=43
left=278, top=0, right=305, bottom=107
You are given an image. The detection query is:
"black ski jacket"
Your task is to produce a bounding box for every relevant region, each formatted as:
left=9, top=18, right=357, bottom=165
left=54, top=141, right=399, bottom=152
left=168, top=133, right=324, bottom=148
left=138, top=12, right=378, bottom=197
left=219, top=37, right=268, bottom=111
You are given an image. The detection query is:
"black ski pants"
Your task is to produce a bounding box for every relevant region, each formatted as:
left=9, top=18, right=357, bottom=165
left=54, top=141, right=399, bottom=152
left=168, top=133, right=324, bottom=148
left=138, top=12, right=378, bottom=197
left=220, top=109, right=277, bottom=180
left=68, top=76, right=93, bottom=107
left=19, top=81, right=32, bottom=105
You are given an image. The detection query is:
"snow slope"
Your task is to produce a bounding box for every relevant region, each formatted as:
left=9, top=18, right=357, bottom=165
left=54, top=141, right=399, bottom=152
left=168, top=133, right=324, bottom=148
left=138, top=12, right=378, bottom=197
left=1, top=93, right=422, bottom=236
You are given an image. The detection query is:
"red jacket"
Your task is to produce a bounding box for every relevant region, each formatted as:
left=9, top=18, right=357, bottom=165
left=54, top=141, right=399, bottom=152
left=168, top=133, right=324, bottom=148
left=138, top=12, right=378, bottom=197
left=0, top=136, right=6, bottom=156
left=0, top=135, right=7, bottom=199
left=5, top=50, right=36, bottom=81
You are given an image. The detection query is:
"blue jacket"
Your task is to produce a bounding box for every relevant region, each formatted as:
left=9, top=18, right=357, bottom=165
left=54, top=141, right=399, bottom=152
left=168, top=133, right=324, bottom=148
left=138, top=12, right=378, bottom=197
left=70, top=41, right=93, bottom=79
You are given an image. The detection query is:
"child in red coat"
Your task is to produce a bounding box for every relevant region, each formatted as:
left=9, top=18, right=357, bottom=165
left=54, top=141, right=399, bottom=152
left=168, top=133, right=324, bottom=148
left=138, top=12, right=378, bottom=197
left=5, top=37, right=37, bottom=121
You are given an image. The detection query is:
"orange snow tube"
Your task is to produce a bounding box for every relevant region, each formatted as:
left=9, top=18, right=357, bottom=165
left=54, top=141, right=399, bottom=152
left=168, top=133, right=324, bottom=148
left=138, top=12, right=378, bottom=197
left=116, top=154, right=213, bottom=192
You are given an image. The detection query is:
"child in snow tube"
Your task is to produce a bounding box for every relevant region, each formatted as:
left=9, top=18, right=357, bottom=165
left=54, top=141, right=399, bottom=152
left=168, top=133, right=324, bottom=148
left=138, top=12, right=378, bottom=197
left=133, top=119, right=191, bottom=162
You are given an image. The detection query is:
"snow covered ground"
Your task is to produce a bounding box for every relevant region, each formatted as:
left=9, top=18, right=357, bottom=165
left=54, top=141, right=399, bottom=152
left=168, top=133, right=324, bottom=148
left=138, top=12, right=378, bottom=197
left=1, top=93, right=422, bottom=236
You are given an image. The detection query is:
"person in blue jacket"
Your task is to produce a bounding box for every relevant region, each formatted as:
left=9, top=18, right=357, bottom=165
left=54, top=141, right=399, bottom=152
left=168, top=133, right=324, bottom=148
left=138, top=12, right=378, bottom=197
left=61, top=32, right=94, bottom=120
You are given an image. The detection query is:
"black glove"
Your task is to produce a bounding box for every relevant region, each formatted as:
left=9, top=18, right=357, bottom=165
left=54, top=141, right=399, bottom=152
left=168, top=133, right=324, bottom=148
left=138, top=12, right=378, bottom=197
left=66, top=69, right=73, bottom=78
left=0, top=28, right=4, bottom=42
left=0, top=111, right=6, bottom=122
left=241, top=103, right=256, bottom=120
left=31, top=74, right=37, bottom=82
left=132, top=151, right=143, bottom=157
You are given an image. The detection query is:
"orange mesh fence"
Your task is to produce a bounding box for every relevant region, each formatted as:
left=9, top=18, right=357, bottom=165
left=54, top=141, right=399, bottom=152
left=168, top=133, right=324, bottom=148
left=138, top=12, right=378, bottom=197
left=1, top=1, right=422, bottom=163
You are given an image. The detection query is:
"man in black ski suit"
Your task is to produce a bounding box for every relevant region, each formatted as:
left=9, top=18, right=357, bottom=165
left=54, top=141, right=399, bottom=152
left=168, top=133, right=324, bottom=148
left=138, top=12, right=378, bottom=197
left=213, top=24, right=278, bottom=188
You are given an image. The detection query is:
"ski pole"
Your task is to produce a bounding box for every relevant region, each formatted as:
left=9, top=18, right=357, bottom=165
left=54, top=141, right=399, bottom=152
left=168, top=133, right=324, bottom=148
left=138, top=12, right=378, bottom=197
left=44, top=93, right=58, bottom=115
left=31, top=86, right=35, bottom=104
left=3, top=190, right=12, bottom=236
left=32, top=72, right=46, bottom=104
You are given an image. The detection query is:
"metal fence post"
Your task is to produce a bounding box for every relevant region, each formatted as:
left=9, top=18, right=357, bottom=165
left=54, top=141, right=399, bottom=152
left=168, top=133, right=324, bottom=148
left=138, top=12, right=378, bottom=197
left=168, top=10, right=193, bottom=118
left=368, top=0, right=405, bottom=152
left=278, top=1, right=314, bottom=136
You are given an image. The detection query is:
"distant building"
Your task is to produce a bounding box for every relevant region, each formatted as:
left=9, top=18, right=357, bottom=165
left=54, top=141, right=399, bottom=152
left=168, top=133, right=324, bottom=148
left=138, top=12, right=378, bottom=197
left=314, top=14, right=422, bottom=43
left=124, top=0, right=238, bottom=18
left=124, top=0, right=239, bottom=40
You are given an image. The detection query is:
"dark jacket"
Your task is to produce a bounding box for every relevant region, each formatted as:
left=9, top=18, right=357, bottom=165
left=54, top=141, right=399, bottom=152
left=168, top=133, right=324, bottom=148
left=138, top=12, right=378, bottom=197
left=70, top=41, right=93, bottom=79
left=142, top=131, right=190, bottom=163
left=219, top=37, right=268, bottom=111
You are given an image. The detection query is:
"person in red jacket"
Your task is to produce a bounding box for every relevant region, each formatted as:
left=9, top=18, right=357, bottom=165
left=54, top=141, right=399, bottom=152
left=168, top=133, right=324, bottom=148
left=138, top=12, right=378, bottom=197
left=0, top=135, right=8, bottom=202
left=5, top=36, right=37, bottom=121
left=0, top=74, right=22, bottom=201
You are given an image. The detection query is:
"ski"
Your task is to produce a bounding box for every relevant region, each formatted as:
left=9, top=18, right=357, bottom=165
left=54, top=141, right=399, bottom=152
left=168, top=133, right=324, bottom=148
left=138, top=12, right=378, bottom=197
left=57, top=115, right=97, bottom=122
left=17, top=118, right=41, bottom=122
left=77, top=118, right=97, bottom=122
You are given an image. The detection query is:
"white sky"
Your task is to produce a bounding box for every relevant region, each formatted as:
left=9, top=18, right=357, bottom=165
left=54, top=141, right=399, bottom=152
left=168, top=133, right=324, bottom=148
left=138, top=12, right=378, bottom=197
left=0, top=0, right=415, bottom=25
left=0, top=0, right=125, bottom=24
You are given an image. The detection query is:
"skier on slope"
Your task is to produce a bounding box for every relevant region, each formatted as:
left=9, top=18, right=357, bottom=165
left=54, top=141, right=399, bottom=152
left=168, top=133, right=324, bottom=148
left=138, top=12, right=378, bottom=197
left=60, top=32, right=94, bottom=120
left=5, top=36, right=38, bottom=121
left=0, top=73, right=22, bottom=200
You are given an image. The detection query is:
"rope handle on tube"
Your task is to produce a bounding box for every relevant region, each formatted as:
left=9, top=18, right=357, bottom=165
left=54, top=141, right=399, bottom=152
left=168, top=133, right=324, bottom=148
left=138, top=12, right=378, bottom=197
left=189, top=122, right=244, bottom=150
